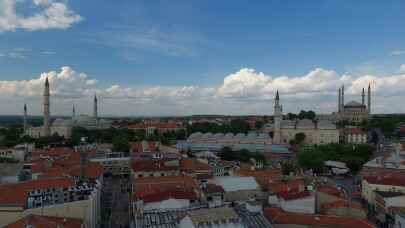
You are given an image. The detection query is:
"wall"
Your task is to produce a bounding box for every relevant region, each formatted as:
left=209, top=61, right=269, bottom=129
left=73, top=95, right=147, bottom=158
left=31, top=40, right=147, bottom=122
left=362, top=180, right=405, bottom=205
left=143, top=198, right=190, bottom=211
left=279, top=195, right=315, bottom=214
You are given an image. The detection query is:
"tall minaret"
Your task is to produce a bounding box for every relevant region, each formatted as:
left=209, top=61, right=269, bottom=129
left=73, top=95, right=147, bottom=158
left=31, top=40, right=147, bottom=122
left=368, top=84, right=371, bottom=115
left=362, top=88, right=365, bottom=106
left=273, top=90, right=283, bottom=144
left=338, top=88, right=341, bottom=113
left=72, top=104, right=76, bottom=119
left=43, top=77, right=51, bottom=137
left=93, top=94, right=98, bottom=125
left=23, top=104, right=27, bottom=133
left=341, top=85, right=345, bottom=110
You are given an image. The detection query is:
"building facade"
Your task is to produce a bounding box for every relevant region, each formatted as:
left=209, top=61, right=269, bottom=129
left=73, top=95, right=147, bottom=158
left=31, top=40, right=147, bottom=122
left=272, top=92, right=340, bottom=145
left=337, top=84, right=371, bottom=123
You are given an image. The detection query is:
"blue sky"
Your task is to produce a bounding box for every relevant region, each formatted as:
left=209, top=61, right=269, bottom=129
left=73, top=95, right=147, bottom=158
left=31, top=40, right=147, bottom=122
left=1, top=0, right=405, bottom=115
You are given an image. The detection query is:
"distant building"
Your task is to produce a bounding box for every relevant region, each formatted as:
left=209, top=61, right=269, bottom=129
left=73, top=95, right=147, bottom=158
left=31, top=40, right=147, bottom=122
left=340, top=127, right=368, bottom=144
left=178, top=132, right=273, bottom=152
left=25, top=79, right=110, bottom=139
left=272, top=91, right=339, bottom=145
left=128, top=122, right=183, bottom=136
left=336, top=84, right=371, bottom=123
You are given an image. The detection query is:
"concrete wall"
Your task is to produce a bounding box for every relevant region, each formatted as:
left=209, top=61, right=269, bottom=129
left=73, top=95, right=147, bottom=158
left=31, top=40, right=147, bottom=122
left=144, top=198, right=190, bottom=211
left=362, top=180, right=405, bottom=205
left=279, top=195, right=315, bottom=214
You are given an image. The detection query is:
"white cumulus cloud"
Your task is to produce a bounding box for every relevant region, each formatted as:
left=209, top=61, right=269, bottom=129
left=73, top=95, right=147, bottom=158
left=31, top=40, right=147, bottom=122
left=0, top=0, right=82, bottom=32
left=2, top=66, right=405, bottom=115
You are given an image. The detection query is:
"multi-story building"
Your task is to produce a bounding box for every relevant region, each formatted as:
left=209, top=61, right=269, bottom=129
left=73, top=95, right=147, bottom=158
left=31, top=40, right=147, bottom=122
left=340, top=127, right=368, bottom=144
left=0, top=178, right=102, bottom=228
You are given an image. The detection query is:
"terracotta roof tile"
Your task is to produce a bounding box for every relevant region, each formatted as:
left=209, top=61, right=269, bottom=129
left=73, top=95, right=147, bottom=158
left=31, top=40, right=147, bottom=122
left=264, top=208, right=374, bottom=228
left=0, top=178, right=74, bottom=207
left=5, top=214, right=83, bottom=228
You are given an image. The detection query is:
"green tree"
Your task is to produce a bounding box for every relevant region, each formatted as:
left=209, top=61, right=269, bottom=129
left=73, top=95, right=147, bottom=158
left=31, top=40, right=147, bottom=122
left=281, top=162, right=297, bottom=176
left=112, top=136, right=130, bottom=152
left=295, top=132, right=306, bottom=144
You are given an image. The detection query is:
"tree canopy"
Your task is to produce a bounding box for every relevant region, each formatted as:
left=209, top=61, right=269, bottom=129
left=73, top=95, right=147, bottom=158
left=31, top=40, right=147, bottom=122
left=298, top=143, right=374, bottom=174
left=187, top=119, right=251, bottom=135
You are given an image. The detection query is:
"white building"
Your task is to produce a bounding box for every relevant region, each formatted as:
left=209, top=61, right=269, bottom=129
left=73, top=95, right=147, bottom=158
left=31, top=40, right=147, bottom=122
left=272, top=91, right=340, bottom=145
left=25, top=79, right=110, bottom=139
left=179, top=207, right=244, bottom=228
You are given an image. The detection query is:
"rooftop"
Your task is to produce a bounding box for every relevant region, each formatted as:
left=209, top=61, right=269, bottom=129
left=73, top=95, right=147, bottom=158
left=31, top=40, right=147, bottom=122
left=5, top=214, right=83, bottom=228
left=214, top=176, right=259, bottom=192
left=264, top=208, right=374, bottom=228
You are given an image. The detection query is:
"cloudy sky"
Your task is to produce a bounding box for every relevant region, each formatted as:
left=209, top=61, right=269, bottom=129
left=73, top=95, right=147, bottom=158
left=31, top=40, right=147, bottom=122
left=1, top=0, right=405, bottom=116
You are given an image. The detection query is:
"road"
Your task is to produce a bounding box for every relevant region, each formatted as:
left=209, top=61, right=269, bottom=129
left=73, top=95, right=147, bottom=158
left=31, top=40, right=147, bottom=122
left=101, top=176, right=130, bottom=228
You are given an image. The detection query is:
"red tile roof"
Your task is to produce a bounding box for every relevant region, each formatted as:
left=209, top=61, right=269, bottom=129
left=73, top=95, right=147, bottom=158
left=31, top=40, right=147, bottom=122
left=67, top=162, right=104, bottom=180
left=321, top=200, right=363, bottom=211
left=268, top=179, right=305, bottom=194
left=317, top=186, right=343, bottom=198
left=0, top=178, right=74, bottom=207
left=132, top=160, right=179, bottom=172
left=140, top=190, right=197, bottom=203
left=277, top=190, right=311, bottom=201
left=363, top=172, right=405, bottom=187
left=130, top=141, right=158, bottom=153
left=202, top=184, right=225, bottom=195
left=235, top=169, right=282, bottom=191
left=134, top=175, right=199, bottom=198
left=181, top=159, right=213, bottom=173
left=5, top=214, right=83, bottom=228
left=264, top=208, right=375, bottom=228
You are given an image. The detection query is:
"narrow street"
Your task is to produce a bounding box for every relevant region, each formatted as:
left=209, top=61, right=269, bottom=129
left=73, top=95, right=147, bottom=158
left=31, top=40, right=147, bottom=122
left=101, top=176, right=130, bottom=228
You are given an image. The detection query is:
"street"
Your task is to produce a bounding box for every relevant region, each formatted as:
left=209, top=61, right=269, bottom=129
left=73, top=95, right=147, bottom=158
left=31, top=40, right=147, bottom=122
left=101, top=176, right=131, bottom=228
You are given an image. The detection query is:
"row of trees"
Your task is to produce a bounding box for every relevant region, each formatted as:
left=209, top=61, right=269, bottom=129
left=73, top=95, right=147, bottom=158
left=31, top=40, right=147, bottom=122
left=298, top=143, right=374, bottom=174
left=217, top=146, right=266, bottom=165
left=286, top=110, right=316, bottom=120
left=187, top=119, right=251, bottom=134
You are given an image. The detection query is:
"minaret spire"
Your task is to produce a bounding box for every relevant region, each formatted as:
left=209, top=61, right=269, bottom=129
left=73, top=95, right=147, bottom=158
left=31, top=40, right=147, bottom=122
left=338, top=88, right=341, bottom=113
left=362, top=88, right=365, bottom=106
left=72, top=104, right=76, bottom=119
left=273, top=90, right=282, bottom=144
left=43, top=77, right=50, bottom=137
left=23, top=104, right=27, bottom=134
left=93, top=93, right=98, bottom=125
left=368, top=83, right=371, bottom=115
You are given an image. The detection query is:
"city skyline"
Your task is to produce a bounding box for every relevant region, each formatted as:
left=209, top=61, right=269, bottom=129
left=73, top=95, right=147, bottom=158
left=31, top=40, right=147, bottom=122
left=1, top=0, right=405, bottom=115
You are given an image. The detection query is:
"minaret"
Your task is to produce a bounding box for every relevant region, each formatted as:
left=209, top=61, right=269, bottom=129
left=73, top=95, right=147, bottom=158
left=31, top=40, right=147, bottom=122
left=341, top=85, right=345, bottom=111
left=368, top=84, right=371, bottom=115
left=72, top=104, right=76, bottom=119
left=93, top=94, right=98, bottom=125
left=23, top=104, right=27, bottom=133
left=43, top=77, right=50, bottom=137
left=338, top=88, right=341, bottom=113
left=273, top=90, right=283, bottom=144
left=362, top=88, right=365, bottom=106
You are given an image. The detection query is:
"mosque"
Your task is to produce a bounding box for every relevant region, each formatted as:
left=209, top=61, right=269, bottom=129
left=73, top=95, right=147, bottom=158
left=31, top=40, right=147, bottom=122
left=24, top=78, right=110, bottom=139
left=272, top=91, right=340, bottom=145
left=336, top=84, right=371, bottom=123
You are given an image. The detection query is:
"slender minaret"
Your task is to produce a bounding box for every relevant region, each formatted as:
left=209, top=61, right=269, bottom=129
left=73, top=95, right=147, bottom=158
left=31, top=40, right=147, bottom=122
left=23, top=104, right=27, bottom=133
left=93, top=94, right=98, bottom=125
left=273, top=90, right=283, bottom=144
left=338, top=88, right=341, bottom=113
left=362, top=88, right=365, bottom=106
left=341, top=85, right=345, bottom=110
left=43, top=77, right=50, bottom=137
left=72, top=104, right=76, bottom=119
left=368, top=84, right=371, bottom=115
